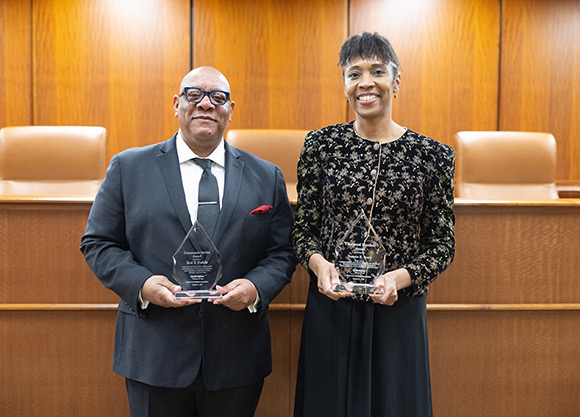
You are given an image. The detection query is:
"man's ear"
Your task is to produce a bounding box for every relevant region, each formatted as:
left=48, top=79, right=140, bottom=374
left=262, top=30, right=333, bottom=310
left=173, top=95, right=180, bottom=116
left=228, top=100, right=235, bottom=122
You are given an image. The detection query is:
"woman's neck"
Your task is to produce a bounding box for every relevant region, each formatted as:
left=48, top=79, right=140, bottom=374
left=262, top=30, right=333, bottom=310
left=353, top=118, right=405, bottom=143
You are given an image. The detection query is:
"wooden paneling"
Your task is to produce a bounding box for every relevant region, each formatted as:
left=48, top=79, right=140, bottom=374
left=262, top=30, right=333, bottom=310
left=32, top=0, right=190, bottom=159
left=2, top=0, right=580, bottom=183
left=256, top=310, right=292, bottom=417
left=349, top=0, right=500, bottom=146
left=427, top=200, right=580, bottom=416
left=429, top=310, right=580, bottom=417
left=429, top=201, right=580, bottom=304
left=500, top=0, right=580, bottom=181
left=193, top=0, right=348, bottom=131
left=1, top=0, right=580, bottom=182
left=0, top=0, right=32, bottom=127
left=2, top=198, right=580, bottom=416
left=0, top=310, right=128, bottom=417
left=0, top=201, right=117, bottom=304
left=256, top=308, right=304, bottom=417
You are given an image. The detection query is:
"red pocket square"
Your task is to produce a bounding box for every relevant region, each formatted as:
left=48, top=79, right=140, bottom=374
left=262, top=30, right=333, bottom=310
left=250, top=205, right=273, bottom=215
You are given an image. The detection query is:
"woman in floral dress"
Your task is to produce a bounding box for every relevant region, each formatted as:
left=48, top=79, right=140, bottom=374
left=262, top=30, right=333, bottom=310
left=292, top=32, right=455, bottom=417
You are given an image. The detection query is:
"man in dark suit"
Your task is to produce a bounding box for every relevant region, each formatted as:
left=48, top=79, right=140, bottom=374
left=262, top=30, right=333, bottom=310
left=80, top=66, right=297, bottom=417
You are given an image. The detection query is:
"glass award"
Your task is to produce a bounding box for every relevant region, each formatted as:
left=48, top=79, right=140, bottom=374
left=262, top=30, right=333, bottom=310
left=173, top=221, right=223, bottom=300
left=332, top=211, right=387, bottom=295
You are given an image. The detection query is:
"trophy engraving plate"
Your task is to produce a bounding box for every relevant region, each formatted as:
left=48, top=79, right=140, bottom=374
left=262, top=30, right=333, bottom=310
left=173, top=221, right=222, bottom=299
left=333, top=211, right=386, bottom=295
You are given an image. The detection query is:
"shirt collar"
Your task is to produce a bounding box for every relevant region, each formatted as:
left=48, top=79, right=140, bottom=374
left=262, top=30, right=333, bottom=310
left=176, top=130, right=226, bottom=167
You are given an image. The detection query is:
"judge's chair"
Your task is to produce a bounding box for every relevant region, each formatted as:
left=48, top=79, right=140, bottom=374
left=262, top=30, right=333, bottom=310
left=0, top=126, right=107, bottom=197
left=226, top=129, right=309, bottom=202
left=454, top=131, right=559, bottom=200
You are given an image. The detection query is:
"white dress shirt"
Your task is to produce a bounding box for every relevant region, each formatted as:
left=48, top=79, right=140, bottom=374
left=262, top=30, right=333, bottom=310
left=176, top=131, right=225, bottom=223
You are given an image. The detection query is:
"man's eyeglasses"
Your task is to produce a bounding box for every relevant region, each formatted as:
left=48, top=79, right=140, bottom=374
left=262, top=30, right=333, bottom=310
left=181, top=87, right=230, bottom=106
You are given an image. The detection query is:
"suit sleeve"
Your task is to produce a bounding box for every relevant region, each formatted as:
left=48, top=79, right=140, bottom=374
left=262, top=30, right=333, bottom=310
left=242, top=166, right=297, bottom=311
left=80, top=155, right=154, bottom=314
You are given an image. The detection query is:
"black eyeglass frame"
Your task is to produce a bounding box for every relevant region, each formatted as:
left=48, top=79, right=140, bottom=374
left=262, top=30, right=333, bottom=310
left=181, top=87, right=231, bottom=106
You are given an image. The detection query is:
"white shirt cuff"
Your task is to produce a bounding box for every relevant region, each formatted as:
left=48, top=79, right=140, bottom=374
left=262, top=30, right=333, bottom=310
left=247, top=292, right=260, bottom=313
left=138, top=290, right=150, bottom=309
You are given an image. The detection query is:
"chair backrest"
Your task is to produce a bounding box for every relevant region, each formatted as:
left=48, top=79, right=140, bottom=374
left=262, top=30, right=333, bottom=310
left=226, top=129, right=308, bottom=200
left=0, top=125, right=107, bottom=196
left=454, top=131, right=558, bottom=200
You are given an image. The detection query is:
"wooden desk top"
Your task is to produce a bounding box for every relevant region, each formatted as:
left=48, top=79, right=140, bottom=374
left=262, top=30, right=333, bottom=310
left=1, top=193, right=580, bottom=207
left=454, top=197, right=580, bottom=207
left=0, top=195, right=95, bottom=204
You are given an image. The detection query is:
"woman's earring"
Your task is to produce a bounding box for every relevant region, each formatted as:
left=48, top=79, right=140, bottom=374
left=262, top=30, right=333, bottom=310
left=394, top=94, right=397, bottom=99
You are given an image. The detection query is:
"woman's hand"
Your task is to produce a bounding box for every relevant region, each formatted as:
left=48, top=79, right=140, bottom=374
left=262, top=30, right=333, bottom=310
left=308, top=253, right=345, bottom=301
left=370, top=268, right=412, bottom=306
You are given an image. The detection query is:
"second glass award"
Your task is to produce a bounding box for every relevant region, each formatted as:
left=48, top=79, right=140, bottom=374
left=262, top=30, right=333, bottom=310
left=173, top=221, right=223, bottom=300
left=332, top=211, right=387, bottom=296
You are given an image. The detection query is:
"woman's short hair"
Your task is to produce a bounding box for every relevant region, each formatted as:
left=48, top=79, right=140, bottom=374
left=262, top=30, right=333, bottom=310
left=338, top=32, right=400, bottom=78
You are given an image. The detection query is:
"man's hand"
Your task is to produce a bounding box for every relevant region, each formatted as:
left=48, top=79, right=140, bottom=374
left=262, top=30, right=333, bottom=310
left=141, top=275, right=201, bottom=308
left=212, top=279, right=258, bottom=311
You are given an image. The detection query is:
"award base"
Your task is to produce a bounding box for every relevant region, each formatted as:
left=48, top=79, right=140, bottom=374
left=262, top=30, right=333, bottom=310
left=174, top=290, right=223, bottom=300
left=332, top=283, right=383, bottom=296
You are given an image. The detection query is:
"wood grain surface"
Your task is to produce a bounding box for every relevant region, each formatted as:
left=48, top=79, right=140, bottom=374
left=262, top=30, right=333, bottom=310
left=1, top=198, right=579, bottom=416
left=193, top=0, right=348, bottom=131
left=31, top=0, right=190, bottom=156
left=349, top=0, right=501, bottom=146
left=1, top=0, right=579, bottom=181
left=500, top=0, right=580, bottom=181
left=0, top=0, right=32, bottom=127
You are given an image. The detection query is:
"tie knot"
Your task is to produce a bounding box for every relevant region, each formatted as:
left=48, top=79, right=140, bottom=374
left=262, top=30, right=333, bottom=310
left=194, top=158, right=212, bottom=171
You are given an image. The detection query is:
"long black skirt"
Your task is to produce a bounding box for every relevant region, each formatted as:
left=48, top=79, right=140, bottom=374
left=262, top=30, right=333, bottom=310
left=294, top=281, right=432, bottom=417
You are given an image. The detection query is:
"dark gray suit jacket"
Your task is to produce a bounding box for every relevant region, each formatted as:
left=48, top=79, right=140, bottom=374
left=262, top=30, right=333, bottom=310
left=80, top=134, right=297, bottom=390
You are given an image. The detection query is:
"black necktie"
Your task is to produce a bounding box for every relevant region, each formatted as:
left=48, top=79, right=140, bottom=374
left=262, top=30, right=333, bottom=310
left=193, top=158, right=220, bottom=237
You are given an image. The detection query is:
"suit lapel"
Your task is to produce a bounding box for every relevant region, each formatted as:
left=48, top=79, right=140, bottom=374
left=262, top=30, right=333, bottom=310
left=212, top=142, right=243, bottom=244
left=156, top=135, right=193, bottom=236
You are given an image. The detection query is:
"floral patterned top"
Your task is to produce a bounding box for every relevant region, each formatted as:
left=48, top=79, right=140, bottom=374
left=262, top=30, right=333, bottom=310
left=291, top=122, right=455, bottom=296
